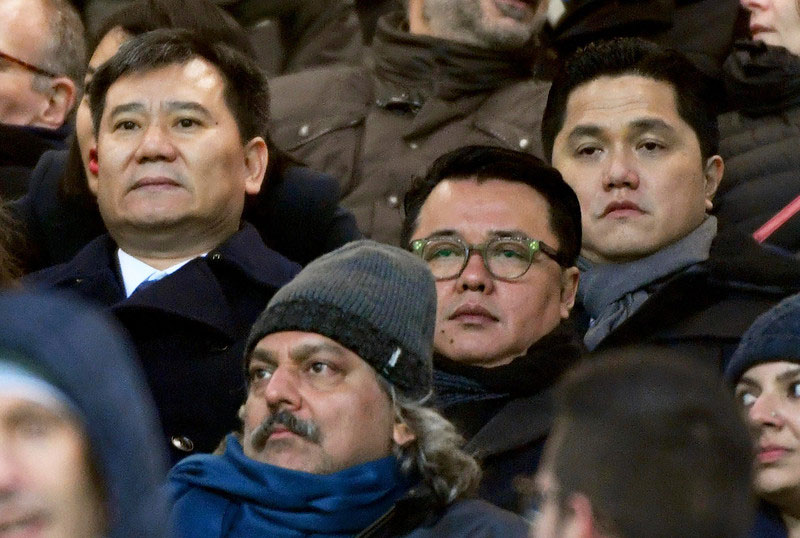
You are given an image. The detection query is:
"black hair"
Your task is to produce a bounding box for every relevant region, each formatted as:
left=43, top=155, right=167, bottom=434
left=541, top=37, right=719, bottom=162
left=89, top=28, right=268, bottom=144
left=548, top=347, right=754, bottom=538
left=59, top=0, right=255, bottom=203
left=402, top=145, right=582, bottom=266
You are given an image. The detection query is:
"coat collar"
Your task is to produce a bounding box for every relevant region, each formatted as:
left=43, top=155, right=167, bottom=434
left=594, top=231, right=800, bottom=349
left=34, top=224, right=300, bottom=339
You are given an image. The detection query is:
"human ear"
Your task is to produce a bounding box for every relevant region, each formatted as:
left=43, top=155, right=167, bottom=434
left=243, top=137, right=268, bottom=196
left=559, top=266, right=580, bottom=319
left=393, top=421, right=416, bottom=446
left=37, top=76, right=77, bottom=129
left=702, top=156, right=724, bottom=212
left=86, top=147, right=100, bottom=196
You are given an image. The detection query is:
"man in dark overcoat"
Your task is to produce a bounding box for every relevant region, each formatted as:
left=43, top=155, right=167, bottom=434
left=26, top=30, right=300, bottom=462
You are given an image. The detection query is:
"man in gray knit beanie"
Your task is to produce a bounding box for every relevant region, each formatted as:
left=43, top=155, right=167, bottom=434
left=167, top=239, right=530, bottom=537
left=244, top=239, right=436, bottom=400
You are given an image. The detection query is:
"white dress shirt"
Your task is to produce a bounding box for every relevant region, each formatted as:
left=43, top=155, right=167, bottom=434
left=117, top=249, right=206, bottom=298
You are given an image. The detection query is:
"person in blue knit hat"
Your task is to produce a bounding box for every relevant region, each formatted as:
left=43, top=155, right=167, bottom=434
left=725, top=292, right=800, bottom=538
left=168, top=239, right=529, bottom=537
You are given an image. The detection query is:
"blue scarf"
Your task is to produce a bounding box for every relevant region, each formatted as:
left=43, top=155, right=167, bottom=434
left=168, top=435, right=411, bottom=537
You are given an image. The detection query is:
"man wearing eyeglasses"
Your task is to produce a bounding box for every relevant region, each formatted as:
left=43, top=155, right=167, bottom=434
left=402, top=145, right=586, bottom=513
left=0, top=0, right=85, bottom=200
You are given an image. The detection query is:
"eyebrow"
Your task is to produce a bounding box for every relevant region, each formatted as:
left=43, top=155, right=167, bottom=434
left=164, top=101, right=212, bottom=118
left=777, top=366, right=800, bottom=383
left=108, top=102, right=146, bottom=119
left=424, top=229, right=532, bottom=240
left=290, top=342, right=347, bottom=363
left=107, top=101, right=212, bottom=120
left=564, top=118, right=676, bottom=143
left=628, top=118, right=675, bottom=136
left=565, top=124, right=604, bottom=144
left=248, top=341, right=347, bottom=367
left=738, top=366, right=800, bottom=387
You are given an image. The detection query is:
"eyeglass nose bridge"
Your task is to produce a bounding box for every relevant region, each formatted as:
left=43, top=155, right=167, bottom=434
left=456, top=242, right=500, bottom=280
left=448, top=238, right=536, bottom=281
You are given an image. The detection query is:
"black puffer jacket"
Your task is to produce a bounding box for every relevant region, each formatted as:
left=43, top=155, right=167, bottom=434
left=716, top=41, right=800, bottom=254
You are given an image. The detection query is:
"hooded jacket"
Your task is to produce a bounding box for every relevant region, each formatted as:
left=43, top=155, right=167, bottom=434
left=0, top=290, right=170, bottom=538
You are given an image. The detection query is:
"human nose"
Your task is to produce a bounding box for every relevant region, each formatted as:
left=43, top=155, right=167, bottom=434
left=134, top=122, right=178, bottom=163
left=749, top=393, right=785, bottom=428
left=264, top=366, right=302, bottom=410
left=740, top=0, right=766, bottom=12
left=455, top=249, right=495, bottom=293
left=603, top=149, right=640, bottom=191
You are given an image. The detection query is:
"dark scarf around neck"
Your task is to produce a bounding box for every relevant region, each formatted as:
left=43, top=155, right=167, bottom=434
left=371, top=11, right=535, bottom=103
left=168, top=435, right=411, bottom=537
left=723, top=40, right=800, bottom=116
left=433, top=322, right=585, bottom=409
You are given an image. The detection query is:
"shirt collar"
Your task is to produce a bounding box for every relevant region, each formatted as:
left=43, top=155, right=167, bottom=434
left=117, top=249, right=206, bottom=298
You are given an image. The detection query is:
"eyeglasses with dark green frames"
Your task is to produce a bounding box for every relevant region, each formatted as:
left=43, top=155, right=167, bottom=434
left=411, top=235, right=566, bottom=280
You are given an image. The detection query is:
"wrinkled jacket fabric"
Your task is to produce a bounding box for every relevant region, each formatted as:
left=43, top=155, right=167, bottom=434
left=0, top=290, right=170, bottom=537
left=24, top=224, right=300, bottom=462
left=575, top=231, right=800, bottom=368
left=716, top=41, right=800, bottom=254
left=269, top=11, right=550, bottom=244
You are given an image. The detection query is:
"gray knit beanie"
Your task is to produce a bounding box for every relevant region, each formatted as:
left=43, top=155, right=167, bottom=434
left=245, top=240, right=436, bottom=400
left=724, top=292, right=800, bottom=383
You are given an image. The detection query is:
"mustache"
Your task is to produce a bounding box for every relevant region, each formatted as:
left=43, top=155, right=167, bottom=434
left=250, top=410, right=321, bottom=451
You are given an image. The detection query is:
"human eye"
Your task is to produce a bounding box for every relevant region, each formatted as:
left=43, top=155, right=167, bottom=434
left=490, top=240, right=528, bottom=260
left=575, top=144, right=602, bottom=157
left=176, top=117, right=200, bottom=129
left=248, top=364, right=272, bottom=384
left=307, top=360, right=338, bottom=377
left=637, top=139, right=666, bottom=153
left=789, top=381, right=800, bottom=399
left=735, top=386, right=757, bottom=408
left=424, top=241, right=462, bottom=261
left=113, top=119, right=139, bottom=131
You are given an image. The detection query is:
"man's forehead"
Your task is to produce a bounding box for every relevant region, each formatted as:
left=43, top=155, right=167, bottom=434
left=560, top=75, right=683, bottom=134
left=416, top=178, right=558, bottom=243
left=105, top=58, right=226, bottom=108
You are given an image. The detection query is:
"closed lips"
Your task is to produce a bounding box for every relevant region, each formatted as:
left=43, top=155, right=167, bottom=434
left=602, top=201, right=643, bottom=216
left=449, top=304, right=498, bottom=320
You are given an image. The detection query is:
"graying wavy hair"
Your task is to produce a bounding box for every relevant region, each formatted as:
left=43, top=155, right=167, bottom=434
left=381, top=380, right=482, bottom=505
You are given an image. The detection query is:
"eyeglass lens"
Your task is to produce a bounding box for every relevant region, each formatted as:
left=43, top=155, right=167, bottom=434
left=420, top=238, right=535, bottom=279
